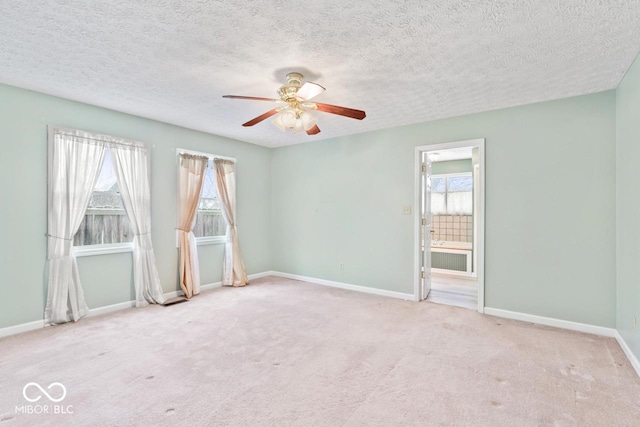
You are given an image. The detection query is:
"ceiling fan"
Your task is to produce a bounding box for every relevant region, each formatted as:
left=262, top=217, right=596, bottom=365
left=222, top=72, right=366, bottom=135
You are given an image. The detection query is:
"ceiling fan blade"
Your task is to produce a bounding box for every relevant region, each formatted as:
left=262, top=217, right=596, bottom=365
left=223, top=95, right=281, bottom=102
left=309, top=102, right=366, bottom=120
left=242, top=109, right=280, bottom=127
left=295, top=82, right=326, bottom=101
left=306, top=124, right=321, bottom=135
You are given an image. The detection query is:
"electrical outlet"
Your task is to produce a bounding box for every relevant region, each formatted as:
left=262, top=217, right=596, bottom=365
left=633, top=316, right=637, bottom=331
left=402, top=206, right=412, bottom=215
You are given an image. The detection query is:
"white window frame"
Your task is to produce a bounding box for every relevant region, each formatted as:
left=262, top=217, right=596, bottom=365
left=48, top=126, right=149, bottom=258
left=74, top=242, right=134, bottom=257
left=430, top=171, right=473, bottom=216
left=176, top=148, right=236, bottom=246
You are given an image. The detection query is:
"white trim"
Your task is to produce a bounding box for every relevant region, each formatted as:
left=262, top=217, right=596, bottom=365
left=484, top=307, right=616, bottom=337
left=0, top=320, right=46, bottom=338
left=417, top=138, right=486, bottom=152
left=270, top=271, right=415, bottom=300
left=74, top=242, right=134, bottom=257
left=246, top=271, right=274, bottom=280
left=414, top=138, right=485, bottom=312
left=485, top=308, right=640, bottom=378
left=413, top=148, right=422, bottom=302
left=86, top=300, right=136, bottom=317
left=163, top=282, right=223, bottom=300
left=196, top=236, right=227, bottom=246
left=614, top=331, right=640, bottom=377
left=3, top=272, right=638, bottom=379
left=0, top=271, right=272, bottom=339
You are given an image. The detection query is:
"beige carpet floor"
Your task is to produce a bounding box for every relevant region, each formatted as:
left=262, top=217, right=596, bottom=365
left=1, top=276, right=639, bottom=426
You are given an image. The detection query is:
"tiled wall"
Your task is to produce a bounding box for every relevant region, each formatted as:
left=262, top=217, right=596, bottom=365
left=431, top=215, right=473, bottom=242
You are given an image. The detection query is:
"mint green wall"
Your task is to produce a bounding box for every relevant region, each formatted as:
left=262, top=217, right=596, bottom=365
left=271, top=91, right=616, bottom=327
left=0, top=84, right=271, bottom=329
left=616, top=53, right=640, bottom=359
left=0, top=84, right=622, bottom=331
left=431, top=159, right=472, bottom=175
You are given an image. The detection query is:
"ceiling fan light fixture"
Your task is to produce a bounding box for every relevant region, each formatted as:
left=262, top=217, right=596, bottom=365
left=224, top=72, right=366, bottom=136
left=272, top=113, right=287, bottom=132
left=272, top=108, right=317, bottom=134
left=300, top=110, right=317, bottom=130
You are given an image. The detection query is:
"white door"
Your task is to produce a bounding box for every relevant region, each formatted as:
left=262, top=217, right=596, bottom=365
left=420, top=152, right=432, bottom=300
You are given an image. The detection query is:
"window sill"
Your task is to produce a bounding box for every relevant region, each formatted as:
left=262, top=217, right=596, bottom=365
left=196, top=236, right=227, bottom=246
left=74, top=242, right=134, bottom=257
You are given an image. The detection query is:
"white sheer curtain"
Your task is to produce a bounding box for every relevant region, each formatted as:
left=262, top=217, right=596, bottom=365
left=447, top=192, right=472, bottom=215
left=214, top=159, right=248, bottom=287
left=46, top=128, right=106, bottom=324
left=430, top=193, right=447, bottom=215
left=110, top=143, right=165, bottom=307
left=177, top=154, right=209, bottom=297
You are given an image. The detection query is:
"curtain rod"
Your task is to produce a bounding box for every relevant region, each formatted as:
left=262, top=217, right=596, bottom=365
left=176, top=148, right=236, bottom=162
left=55, top=132, right=146, bottom=148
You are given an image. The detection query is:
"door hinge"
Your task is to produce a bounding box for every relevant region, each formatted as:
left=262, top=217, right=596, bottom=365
left=421, top=164, right=426, bottom=173
left=421, top=218, right=426, bottom=226
left=421, top=271, right=425, bottom=279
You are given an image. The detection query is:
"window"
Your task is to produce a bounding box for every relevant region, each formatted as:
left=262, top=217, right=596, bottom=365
left=431, top=173, right=473, bottom=215
left=74, top=148, right=134, bottom=248
left=193, top=160, right=227, bottom=241
left=176, top=150, right=231, bottom=245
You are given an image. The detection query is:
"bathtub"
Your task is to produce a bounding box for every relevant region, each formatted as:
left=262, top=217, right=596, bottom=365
left=430, top=241, right=473, bottom=275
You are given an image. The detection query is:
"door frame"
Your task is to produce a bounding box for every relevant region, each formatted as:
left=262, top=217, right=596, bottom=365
left=413, top=138, right=486, bottom=313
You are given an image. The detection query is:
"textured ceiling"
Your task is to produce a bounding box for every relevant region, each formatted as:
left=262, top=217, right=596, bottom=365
left=1, top=1, right=639, bottom=148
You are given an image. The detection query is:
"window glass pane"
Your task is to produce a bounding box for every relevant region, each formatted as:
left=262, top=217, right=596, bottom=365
left=430, top=176, right=445, bottom=192
left=447, top=191, right=472, bottom=215
left=431, top=193, right=447, bottom=215
left=74, top=148, right=133, bottom=246
left=94, top=149, right=118, bottom=192
left=447, top=175, right=472, bottom=192
left=193, top=164, right=227, bottom=238
left=200, top=162, right=218, bottom=202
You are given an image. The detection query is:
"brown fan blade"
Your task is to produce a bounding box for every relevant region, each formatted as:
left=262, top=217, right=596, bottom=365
left=242, top=109, right=280, bottom=127
left=311, top=102, right=366, bottom=120
left=223, top=95, right=281, bottom=102
left=306, top=124, right=321, bottom=135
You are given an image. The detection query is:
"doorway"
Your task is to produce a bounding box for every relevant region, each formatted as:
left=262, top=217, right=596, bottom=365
left=414, top=139, right=485, bottom=312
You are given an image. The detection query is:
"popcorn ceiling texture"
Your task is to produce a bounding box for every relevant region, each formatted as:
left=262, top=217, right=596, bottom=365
left=0, top=0, right=639, bottom=147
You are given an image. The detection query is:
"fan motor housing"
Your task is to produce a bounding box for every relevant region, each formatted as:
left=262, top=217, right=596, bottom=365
left=277, top=72, right=304, bottom=100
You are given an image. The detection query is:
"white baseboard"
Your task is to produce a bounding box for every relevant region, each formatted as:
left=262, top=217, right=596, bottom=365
left=87, top=300, right=136, bottom=318
left=0, top=271, right=271, bottom=339
left=269, top=271, right=415, bottom=301
left=485, top=308, right=639, bottom=378
left=165, top=271, right=270, bottom=298
left=0, top=319, right=46, bottom=338
left=5, top=273, right=637, bottom=379
left=247, top=271, right=274, bottom=281
left=484, top=307, right=616, bottom=337
left=614, top=331, right=640, bottom=377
